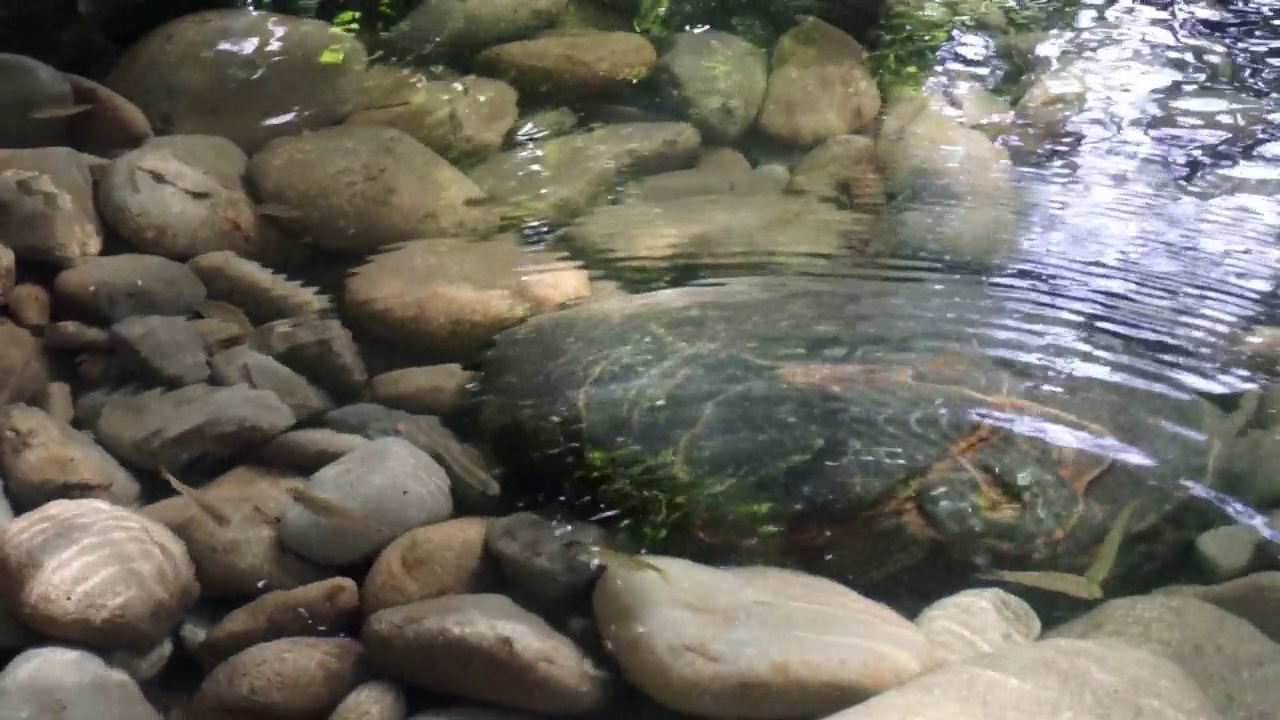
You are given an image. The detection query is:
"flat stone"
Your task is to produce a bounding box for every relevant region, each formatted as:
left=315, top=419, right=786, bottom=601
left=370, top=364, right=478, bottom=416
left=112, top=314, right=211, bottom=386
left=593, top=556, right=934, bottom=719
left=0, top=498, right=199, bottom=650
left=363, top=594, right=612, bottom=714
left=256, top=316, right=369, bottom=404
left=0, top=646, right=162, bottom=720
left=1158, top=571, right=1280, bottom=641
left=1047, top=594, right=1280, bottom=720
left=821, top=638, right=1220, bottom=720
left=255, top=428, right=371, bottom=474
left=93, top=383, right=296, bottom=471
left=210, top=345, right=334, bottom=421
left=914, top=588, right=1040, bottom=665
left=363, top=516, right=496, bottom=615
left=280, top=437, right=454, bottom=566
left=197, top=576, right=360, bottom=667
left=485, top=512, right=604, bottom=615
left=53, top=253, right=207, bottom=323
left=191, top=637, right=364, bottom=718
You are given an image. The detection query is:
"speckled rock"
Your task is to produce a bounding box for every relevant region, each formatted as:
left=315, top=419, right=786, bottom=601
left=593, top=556, right=934, bottom=719
left=485, top=513, right=604, bottom=615
left=0, top=498, right=199, bottom=650
left=280, top=437, right=454, bottom=566
left=191, top=637, right=365, bottom=718
left=363, top=594, right=612, bottom=714
left=363, top=517, right=496, bottom=615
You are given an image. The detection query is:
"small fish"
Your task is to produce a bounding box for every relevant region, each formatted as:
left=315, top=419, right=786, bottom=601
left=255, top=203, right=304, bottom=219
left=30, top=103, right=94, bottom=119
left=978, top=569, right=1103, bottom=600
left=570, top=542, right=668, bottom=579
left=287, top=486, right=385, bottom=534
left=1084, top=501, right=1138, bottom=587
left=197, top=300, right=268, bottom=352
left=980, top=501, right=1140, bottom=601
left=158, top=466, right=231, bottom=527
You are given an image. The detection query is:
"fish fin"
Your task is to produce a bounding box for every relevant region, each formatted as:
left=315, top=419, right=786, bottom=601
left=1084, top=501, right=1138, bottom=587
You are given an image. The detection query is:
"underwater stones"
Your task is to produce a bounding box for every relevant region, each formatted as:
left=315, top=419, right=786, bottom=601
left=345, top=236, right=590, bottom=361
left=363, top=516, right=497, bottom=615
left=0, top=322, right=47, bottom=407
left=655, top=30, right=769, bottom=143
left=756, top=18, right=880, bottom=146
left=565, top=192, right=882, bottom=269
left=388, top=0, right=568, bottom=58
left=0, top=499, right=199, bottom=650
left=787, top=134, right=885, bottom=210
left=467, top=121, right=701, bottom=223
left=876, top=95, right=1017, bottom=265
left=190, top=637, right=365, bottom=718
left=330, top=680, right=407, bottom=720
left=247, top=124, right=495, bottom=255
left=825, top=638, right=1220, bottom=720
left=475, top=31, right=657, bottom=99
left=53, top=253, right=207, bottom=323
left=196, top=577, right=361, bottom=668
left=255, top=316, right=369, bottom=404
left=485, top=513, right=605, bottom=615
left=209, top=346, right=335, bottom=422
left=93, top=383, right=296, bottom=471
left=363, top=594, right=613, bottom=714
left=0, top=164, right=101, bottom=267
left=347, top=68, right=520, bottom=164
left=112, top=315, right=211, bottom=386
left=142, top=134, right=249, bottom=191
left=913, top=588, right=1041, bottom=665
left=188, top=250, right=333, bottom=323
left=279, top=437, right=454, bottom=567
left=592, top=556, right=933, bottom=719
left=0, top=646, right=162, bottom=720
left=96, top=146, right=259, bottom=260
left=0, top=53, right=75, bottom=148
left=0, top=403, right=142, bottom=511
left=62, top=72, right=154, bottom=157
left=370, top=364, right=479, bottom=416
left=106, top=10, right=369, bottom=153
left=143, top=465, right=328, bottom=598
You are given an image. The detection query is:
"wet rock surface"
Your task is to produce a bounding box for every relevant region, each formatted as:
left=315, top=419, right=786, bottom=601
left=0, top=2, right=1271, bottom=717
